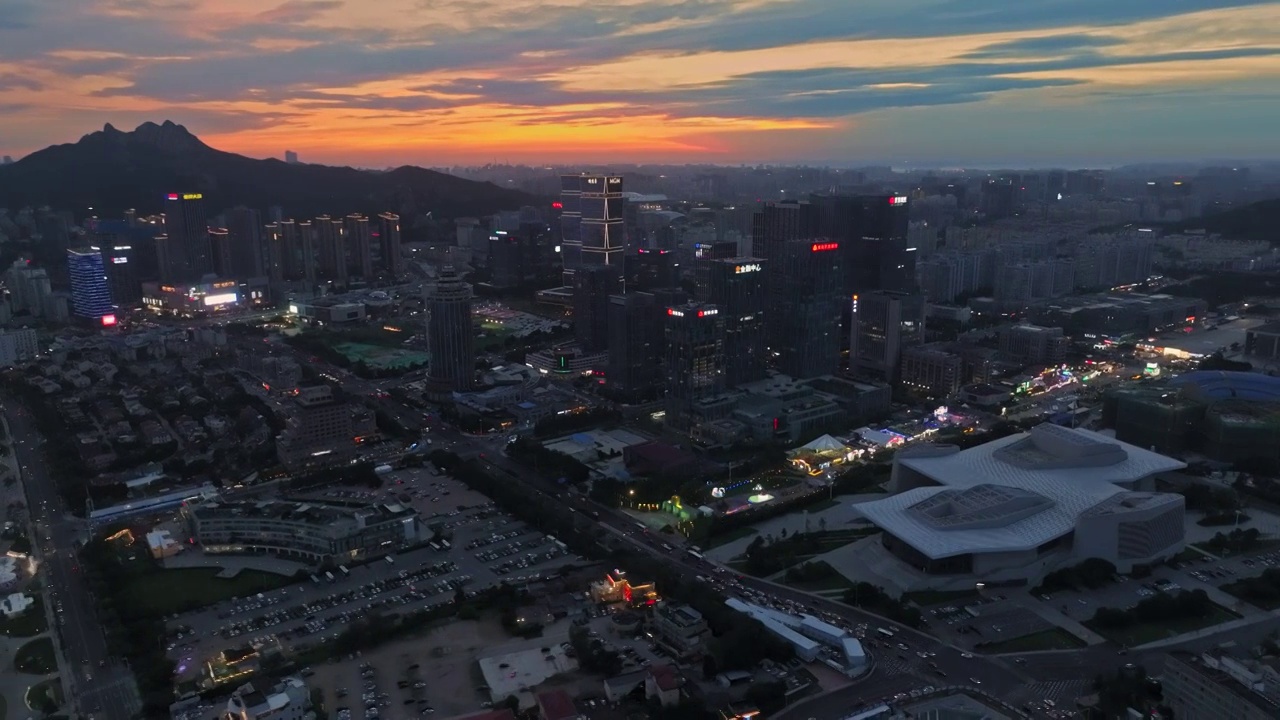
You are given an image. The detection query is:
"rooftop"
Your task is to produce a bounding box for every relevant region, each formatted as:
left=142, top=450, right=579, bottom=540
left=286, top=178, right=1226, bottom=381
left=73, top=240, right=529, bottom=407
left=853, top=424, right=1185, bottom=558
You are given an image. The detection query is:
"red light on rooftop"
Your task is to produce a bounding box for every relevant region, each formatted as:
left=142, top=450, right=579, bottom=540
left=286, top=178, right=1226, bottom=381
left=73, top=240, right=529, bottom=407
left=811, top=242, right=839, bottom=252
left=697, top=310, right=705, bottom=317
left=667, top=308, right=675, bottom=315
left=552, top=201, right=563, bottom=209
left=101, top=314, right=117, bottom=326
left=166, top=193, right=178, bottom=200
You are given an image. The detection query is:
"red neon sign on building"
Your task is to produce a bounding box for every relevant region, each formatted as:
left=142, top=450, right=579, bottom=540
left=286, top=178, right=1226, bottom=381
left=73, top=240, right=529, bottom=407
left=811, top=242, right=839, bottom=252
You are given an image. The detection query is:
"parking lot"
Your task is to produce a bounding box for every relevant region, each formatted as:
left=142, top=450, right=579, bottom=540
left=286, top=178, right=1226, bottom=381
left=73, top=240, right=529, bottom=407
left=164, top=470, right=581, bottom=684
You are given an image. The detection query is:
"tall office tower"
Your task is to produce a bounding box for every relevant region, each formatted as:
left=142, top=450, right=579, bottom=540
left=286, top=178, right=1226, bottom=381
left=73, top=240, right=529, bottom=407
left=315, top=216, right=346, bottom=285
left=692, top=240, right=739, bottom=301
left=811, top=193, right=915, bottom=295
left=225, top=206, right=264, bottom=279
left=626, top=249, right=678, bottom=291
left=607, top=292, right=663, bottom=402
left=573, top=265, right=622, bottom=352
left=560, top=174, right=624, bottom=282
left=265, top=222, right=285, bottom=284
left=705, top=258, right=768, bottom=386
left=66, top=248, right=114, bottom=323
left=345, top=214, right=373, bottom=279
left=489, top=232, right=526, bottom=289
left=664, top=302, right=726, bottom=432
left=209, top=227, right=233, bottom=277
left=36, top=208, right=72, bottom=257
left=769, top=240, right=844, bottom=379
left=425, top=266, right=475, bottom=392
left=102, top=242, right=138, bottom=304
left=849, top=290, right=926, bottom=383
left=161, top=192, right=212, bottom=282
left=750, top=201, right=820, bottom=267
left=376, top=213, right=403, bottom=277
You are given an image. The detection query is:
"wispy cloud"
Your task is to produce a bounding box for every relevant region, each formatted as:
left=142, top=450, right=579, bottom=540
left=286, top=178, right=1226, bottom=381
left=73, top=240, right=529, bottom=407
left=0, top=0, right=1276, bottom=163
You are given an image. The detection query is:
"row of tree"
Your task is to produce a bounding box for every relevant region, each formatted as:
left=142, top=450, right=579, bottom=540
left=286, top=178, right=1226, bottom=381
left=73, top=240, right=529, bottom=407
left=1090, top=589, right=1215, bottom=630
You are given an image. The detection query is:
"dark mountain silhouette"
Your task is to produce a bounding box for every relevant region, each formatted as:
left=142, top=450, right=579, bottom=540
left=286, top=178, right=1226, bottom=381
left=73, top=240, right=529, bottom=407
left=0, top=120, right=537, bottom=219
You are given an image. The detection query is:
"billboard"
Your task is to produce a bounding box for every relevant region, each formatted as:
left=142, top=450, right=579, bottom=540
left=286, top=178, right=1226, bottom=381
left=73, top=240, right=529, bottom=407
left=202, top=292, right=238, bottom=306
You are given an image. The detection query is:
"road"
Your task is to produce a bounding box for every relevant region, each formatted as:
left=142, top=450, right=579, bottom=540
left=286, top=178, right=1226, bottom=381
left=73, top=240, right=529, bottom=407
left=6, top=402, right=142, bottom=720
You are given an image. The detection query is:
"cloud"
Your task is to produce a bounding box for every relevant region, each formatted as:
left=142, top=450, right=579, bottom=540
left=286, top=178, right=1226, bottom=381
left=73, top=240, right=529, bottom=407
left=0, top=0, right=1277, bottom=163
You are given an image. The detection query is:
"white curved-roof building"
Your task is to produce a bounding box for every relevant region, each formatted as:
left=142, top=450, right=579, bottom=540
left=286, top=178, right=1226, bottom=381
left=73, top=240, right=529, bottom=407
left=851, top=424, right=1187, bottom=591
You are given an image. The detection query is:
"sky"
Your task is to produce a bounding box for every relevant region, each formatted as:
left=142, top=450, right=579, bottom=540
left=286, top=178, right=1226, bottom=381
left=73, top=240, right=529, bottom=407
left=0, top=0, right=1278, bottom=167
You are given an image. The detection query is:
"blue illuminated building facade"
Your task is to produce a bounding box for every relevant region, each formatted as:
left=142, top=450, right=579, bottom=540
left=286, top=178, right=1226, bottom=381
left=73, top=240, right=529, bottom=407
left=67, top=248, right=115, bottom=322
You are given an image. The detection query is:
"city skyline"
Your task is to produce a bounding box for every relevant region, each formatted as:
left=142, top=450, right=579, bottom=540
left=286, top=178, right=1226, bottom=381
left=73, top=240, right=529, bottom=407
left=0, top=1, right=1277, bottom=167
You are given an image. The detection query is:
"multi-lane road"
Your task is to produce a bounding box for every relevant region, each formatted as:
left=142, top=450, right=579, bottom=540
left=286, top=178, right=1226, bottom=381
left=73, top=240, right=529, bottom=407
left=5, top=402, right=141, bottom=720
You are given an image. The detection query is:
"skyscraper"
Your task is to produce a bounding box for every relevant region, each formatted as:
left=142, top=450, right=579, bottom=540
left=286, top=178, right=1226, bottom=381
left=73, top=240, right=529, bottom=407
left=376, top=212, right=403, bottom=277
left=160, top=192, right=212, bottom=282
left=209, top=227, right=232, bottom=277
left=607, top=292, right=663, bottom=402
left=810, top=193, right=915, bottom=295
left=664, top=302, right=726, bottom=432
left=849, top=290, right=926, bottom=383
left=346, top=214, right=373, bottom=279
left=225, top=206, right=265, bottom=279
left=67, top=248, right=113, bottom=323
left=692, top=240, right=740, bottom=301
left=769, top=240, right=844, bottom=379
left=626, top=249, right=678, bottom=291
left=705, top=257, right=768, bottom=386
left=573, top=265, right=622, bottom=353
left=265, top=222, right=285, bottom=284
left=750, top=201, right=820, bottom=268
left=315, top=216, right=346, bottom=285
left=426, top=266, right=474, bottom=392
left=560, top=174, right=624, bottom=282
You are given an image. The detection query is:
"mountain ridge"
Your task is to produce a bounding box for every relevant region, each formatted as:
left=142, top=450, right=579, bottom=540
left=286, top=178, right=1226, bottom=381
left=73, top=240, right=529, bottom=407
left=0, top=121, right=537, bottom=219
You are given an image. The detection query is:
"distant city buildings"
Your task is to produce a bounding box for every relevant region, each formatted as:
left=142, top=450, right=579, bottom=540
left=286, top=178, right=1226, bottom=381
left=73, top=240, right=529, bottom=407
left=284, top=150, right=299, bottom=164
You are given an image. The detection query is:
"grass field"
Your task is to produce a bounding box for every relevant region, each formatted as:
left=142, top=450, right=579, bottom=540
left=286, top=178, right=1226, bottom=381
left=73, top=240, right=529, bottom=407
left=25, top=677, right=63, bottom=714
left=1085, top=605, right=1239, bottom=647
left=0, top=596, right=47, bottom=637
left=14, top=636, right=57, bottom=674
left=976, top=628, right=1087, bottom=653
left=121, top=567, right=295, bottom=616
left=332, top=342, right=427, bottom=370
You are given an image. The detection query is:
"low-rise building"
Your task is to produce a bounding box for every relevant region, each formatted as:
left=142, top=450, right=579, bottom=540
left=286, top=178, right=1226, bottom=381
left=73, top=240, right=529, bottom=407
left=185, top=498, right=418, bottom=564
left=225, top=676, right=311, bottom=720
left=650, top=602, right=710, bottom=659
left=1164, top=651, right=1280, bottom=720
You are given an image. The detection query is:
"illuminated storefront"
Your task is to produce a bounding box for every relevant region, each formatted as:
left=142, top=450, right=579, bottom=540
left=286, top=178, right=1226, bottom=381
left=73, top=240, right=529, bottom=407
left=141, top=280, right=242, bottom=316
left=589, top=569, right=658, bottom=606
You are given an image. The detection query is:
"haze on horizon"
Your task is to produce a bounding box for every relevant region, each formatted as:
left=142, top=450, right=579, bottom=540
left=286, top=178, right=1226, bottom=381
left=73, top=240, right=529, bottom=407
left=1, top=0, right=1278, bottom=168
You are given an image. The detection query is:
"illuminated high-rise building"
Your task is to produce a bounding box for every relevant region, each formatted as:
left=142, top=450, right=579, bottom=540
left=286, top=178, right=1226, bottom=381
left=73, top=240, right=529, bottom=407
left=560, top=174, right=624, bottom=283
left=67, top=248, right=114, bottom=323
left=376, top=212, right=403, bottom=277
left=346, top=214, right=373, bottom=279
left=425, top=266, right=474, bottom=392
left=160, top=192, right=211, bottom=282
left=705, top=257, right=768, bottom=386
left=811, top=193, right=915, bottom=295
left=664, top=302, right=725, bottom=432
left=768, top=240, right=844, bottom=378
left=265, top=222, right=285, bottom=284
